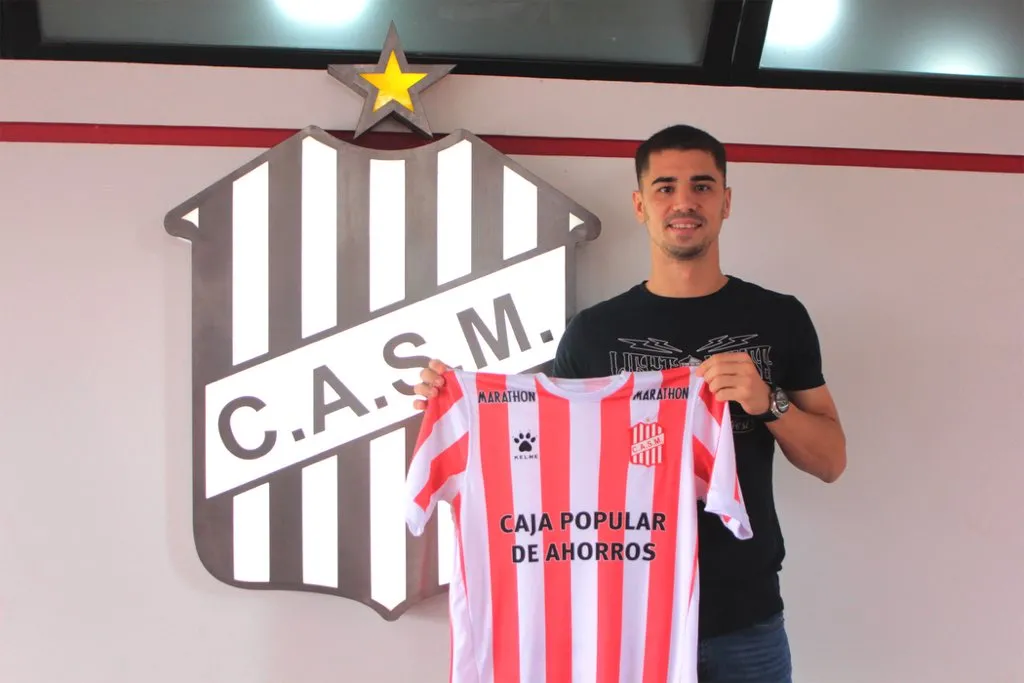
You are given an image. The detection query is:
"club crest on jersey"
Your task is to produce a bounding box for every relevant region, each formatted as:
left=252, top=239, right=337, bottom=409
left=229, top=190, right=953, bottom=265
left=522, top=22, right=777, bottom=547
left=162, top=32, right=602, bottom=623
left=630, top=420, right=665, bottom=466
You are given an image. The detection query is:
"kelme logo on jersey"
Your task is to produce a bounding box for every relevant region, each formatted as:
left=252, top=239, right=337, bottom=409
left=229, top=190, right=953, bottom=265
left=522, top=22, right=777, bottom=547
left=164, top=29, right=601, bottom=621
left=512, top=432, right=538, bottom=461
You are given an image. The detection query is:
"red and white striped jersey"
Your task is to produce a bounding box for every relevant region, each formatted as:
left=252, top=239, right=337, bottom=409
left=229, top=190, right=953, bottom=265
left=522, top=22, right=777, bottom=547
left=405, top=365, right=751, bottom=683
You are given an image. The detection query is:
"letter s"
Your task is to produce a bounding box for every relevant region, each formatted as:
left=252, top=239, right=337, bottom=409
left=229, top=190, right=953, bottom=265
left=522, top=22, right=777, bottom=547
left=383, top=333, right=431, bottom=396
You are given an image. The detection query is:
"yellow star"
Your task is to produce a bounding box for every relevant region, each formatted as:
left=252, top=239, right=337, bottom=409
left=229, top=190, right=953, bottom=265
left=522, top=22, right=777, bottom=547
left=359, top=51, right=428, bottom=112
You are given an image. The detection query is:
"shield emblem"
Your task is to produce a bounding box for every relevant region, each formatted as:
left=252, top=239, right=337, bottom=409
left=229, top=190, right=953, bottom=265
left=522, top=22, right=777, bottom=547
left=631, top=420, right=665, bottom=466
left=164, top=126, right=601, bottom=620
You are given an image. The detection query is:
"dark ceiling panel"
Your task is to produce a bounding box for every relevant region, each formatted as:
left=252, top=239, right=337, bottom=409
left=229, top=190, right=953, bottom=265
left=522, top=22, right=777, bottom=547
left=2, top=0, right=1021, bottom=100
left=34, top=0, right=716, bottom=66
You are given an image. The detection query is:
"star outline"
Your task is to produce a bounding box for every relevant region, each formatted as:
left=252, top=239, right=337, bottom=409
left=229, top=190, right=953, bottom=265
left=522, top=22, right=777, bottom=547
left=328, top=21, right=455, bottom=138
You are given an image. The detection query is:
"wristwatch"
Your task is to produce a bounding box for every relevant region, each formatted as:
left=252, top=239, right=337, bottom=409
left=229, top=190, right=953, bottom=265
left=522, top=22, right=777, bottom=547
left=755, top=384, right=790, bottom=422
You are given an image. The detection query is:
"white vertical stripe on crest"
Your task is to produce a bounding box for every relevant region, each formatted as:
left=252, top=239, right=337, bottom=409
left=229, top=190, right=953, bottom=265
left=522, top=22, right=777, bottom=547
left=569, top=212, right=583, bottom=233
left=233, top=483, right=270, bottom=582
left=643, top=424, right=649, bottom=464
left=644, top=424, right=650, bottom=465
left=618, top=372, right=663, bottom=683
left=502, top=167, right=537, bottom=260
left=370, top=428, right=408, bottom=610
left=634, top=424, right=641, bottom=466
left=368, top=159, right=406, bottom=312
left=667, top=371, right=702, bottom=681
left=437, top=139, right=473, bottom=286
left=506, top=384, right=545, bottom=683
left=570, top=399, right=601, bottom=683
left=301, top=136, right=338, bottom=338
left=301, top=455, right=338, bottom=588
left=437, top=500, right=454, bottom=586
left=232, top=162, right=269, bottom=365
left=184, top=207, right=199, bottom=230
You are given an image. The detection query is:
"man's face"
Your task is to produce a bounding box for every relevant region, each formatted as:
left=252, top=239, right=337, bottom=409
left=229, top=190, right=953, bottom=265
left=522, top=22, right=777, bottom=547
left=632, top=149, right=731, bottom=262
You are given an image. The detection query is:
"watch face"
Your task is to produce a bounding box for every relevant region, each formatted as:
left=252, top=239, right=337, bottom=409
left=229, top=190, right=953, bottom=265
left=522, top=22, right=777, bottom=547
left=774, top=388, right=790, bottom=411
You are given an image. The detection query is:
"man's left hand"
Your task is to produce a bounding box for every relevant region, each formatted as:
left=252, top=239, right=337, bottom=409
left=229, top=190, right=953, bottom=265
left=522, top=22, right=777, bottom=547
left=696, top=352, right=771, bottom=416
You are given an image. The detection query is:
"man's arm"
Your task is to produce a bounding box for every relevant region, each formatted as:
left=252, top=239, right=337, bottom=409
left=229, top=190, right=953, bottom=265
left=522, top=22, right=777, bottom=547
left=697, top=354, right=847, bottom=484
left=698, top=295, right=845, bottom=484
left=767, top=384, right=846, bottom=484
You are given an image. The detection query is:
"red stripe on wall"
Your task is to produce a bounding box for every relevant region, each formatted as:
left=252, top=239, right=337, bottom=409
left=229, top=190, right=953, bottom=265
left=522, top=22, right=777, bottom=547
left=0, top=121, right=1021, bottom=173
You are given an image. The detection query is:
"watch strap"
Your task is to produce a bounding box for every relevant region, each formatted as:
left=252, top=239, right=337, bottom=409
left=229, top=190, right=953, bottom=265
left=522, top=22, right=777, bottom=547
left=752, top=384, right=781, bottom=422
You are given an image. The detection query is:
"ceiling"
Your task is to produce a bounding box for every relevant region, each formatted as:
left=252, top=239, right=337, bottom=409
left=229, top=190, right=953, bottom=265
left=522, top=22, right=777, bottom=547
left=2, top=0, right=1022, bottom=100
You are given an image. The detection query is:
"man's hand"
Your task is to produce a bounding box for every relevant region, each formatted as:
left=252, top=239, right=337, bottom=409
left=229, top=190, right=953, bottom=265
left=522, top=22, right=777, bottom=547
left=412, top=359, right=451, bottom=411
left=696, top=352, right=770, bottom=416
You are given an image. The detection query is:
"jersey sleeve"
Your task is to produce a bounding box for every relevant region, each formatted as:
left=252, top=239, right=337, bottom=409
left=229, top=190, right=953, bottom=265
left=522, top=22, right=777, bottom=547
left=404, top=370, right=471, bottom=537
left=693, top=383, right=753, bottom=540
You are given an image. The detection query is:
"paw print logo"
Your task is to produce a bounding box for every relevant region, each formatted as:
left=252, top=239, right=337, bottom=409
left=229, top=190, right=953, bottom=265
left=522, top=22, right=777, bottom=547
left=513, top=432, right=536, bottom=453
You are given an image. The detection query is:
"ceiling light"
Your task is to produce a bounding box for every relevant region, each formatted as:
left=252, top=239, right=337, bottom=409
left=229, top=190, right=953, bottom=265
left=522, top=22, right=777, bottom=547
left=273, top=0, right=368, bottom=27
left=763, top=0, right=842, bottom=49
left=903, top=20, right=1013, bottom=79
left=914, top=49, right=1001, bottom=78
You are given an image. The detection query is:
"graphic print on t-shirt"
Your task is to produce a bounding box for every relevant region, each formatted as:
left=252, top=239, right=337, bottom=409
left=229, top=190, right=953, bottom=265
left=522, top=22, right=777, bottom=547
left=404, top=366, right=752, bottom=683
left=610, top=336, right=773, bottom=435
left=611, top=335, right=773, bottom=382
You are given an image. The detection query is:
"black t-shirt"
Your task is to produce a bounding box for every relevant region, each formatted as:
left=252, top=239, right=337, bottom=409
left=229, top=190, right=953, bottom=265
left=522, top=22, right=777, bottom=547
left=550, top=275, right=825, bottom=638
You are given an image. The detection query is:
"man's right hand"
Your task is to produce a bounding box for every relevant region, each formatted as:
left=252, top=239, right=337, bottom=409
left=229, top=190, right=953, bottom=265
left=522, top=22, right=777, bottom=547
left=412, top=359, right=451, bottom=411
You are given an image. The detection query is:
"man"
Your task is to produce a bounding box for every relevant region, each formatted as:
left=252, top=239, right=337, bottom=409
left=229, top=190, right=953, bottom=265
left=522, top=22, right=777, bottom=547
left=412, top=124, right=846, bottom=683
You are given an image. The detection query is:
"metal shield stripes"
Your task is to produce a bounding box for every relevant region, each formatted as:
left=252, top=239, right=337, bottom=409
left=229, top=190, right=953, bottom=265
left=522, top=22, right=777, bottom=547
left=164, top=126, right=602, bottom=619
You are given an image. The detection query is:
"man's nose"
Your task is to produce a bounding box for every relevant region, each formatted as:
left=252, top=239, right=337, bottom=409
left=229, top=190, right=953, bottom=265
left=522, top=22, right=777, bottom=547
left=671, top=189, right=700, bottom=211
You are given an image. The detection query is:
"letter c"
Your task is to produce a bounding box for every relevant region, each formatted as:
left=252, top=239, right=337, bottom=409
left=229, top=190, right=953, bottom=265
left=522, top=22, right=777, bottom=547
left=218, top=396, right=276, bottom=460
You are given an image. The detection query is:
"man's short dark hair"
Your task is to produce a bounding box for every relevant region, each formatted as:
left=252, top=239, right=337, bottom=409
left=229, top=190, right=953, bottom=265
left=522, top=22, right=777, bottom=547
left=634, top=125, right=728, bottom=186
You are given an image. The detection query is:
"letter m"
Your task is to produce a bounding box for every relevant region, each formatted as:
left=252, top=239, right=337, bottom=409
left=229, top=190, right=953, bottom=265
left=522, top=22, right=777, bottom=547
left=457, top=294, right=531, bottom=369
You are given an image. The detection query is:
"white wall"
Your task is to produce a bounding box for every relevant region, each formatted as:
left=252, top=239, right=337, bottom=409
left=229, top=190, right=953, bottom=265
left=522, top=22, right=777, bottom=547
left=1, top=61, right=1022, bottom=683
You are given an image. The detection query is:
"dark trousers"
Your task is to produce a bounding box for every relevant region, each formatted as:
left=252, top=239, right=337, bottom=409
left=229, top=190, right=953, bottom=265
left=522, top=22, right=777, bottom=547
left=697, top=611, right=793, bottom=683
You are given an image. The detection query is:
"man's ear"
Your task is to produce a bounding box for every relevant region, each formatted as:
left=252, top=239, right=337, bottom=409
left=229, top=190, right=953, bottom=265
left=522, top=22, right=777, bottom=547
left=722, top=186, right=732, bottom=220
left=632, top=190, right=645, bottom=223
